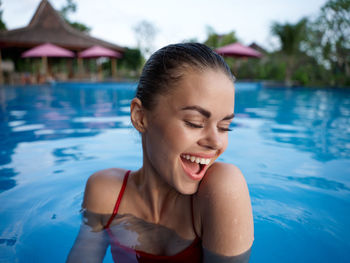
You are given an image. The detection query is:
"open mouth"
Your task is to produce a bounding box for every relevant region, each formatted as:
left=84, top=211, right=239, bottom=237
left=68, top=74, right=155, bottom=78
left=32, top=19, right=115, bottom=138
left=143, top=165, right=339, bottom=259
left=180, top=154, right=211, bottom=180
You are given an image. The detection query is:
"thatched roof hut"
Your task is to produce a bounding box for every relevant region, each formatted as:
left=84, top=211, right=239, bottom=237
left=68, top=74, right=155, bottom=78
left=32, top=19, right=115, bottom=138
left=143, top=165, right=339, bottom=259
left=0, top=0, right=124, bottom=52
left=0, top=0, right=124, bottom=83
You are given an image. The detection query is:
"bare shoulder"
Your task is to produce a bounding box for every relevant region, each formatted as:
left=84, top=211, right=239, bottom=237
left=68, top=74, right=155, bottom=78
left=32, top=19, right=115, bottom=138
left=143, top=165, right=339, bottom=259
left=83, top=168, right=127, bottom=214
left=195, top=162, right=254, bottom=256
left=198, top=162, right=246, bottom=195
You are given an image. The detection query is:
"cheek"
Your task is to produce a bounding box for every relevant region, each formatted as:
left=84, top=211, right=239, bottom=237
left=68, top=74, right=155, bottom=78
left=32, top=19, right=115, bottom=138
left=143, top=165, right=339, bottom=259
left=218, top=133, right=229, bottom=155
left=145, top=121, right=185, bottom=162
left=158, top=121, right=190, bottom=153
left=152, top=121, right=196, bottom=163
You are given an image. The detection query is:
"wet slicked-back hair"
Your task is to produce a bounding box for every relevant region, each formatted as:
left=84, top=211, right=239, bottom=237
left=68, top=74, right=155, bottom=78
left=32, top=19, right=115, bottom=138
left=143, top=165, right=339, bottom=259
left=136, top=43, right=235, bottom=110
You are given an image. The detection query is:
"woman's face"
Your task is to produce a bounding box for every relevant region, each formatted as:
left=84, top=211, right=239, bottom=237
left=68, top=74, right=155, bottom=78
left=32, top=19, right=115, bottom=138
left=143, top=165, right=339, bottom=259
left=143, top=68, right=235, bottom=194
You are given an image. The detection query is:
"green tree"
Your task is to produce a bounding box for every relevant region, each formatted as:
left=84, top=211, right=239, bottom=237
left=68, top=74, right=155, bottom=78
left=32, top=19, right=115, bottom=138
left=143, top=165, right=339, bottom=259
left=203, top=27, right=239, bottom=75
left=60, top=0, right=76, bottom=17
left=60, top=0, right=91, bottom=33
left=306, top=0, right=350, bottom=86
left=204, top=26, right=220, bottom=48
left=0, top=0, right=6, bottom=30
left=236, top=51, right=287, bottom=82
left=271, top=18, right=308, bottom=85
left=118, top=48, right=143, bottom=71
left=204, top=26, right=238, bottom=49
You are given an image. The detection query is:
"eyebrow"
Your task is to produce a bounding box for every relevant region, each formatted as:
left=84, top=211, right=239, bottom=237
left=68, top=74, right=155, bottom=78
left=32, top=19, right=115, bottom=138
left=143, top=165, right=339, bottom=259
left=181, top=105, right=235, bottom=120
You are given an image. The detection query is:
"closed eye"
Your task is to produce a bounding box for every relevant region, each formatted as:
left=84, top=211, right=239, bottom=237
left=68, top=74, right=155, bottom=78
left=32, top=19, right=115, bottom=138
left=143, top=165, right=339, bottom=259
left=218, top=127, right=232, bottom=132
left=184, top=121, right=203, bottom=129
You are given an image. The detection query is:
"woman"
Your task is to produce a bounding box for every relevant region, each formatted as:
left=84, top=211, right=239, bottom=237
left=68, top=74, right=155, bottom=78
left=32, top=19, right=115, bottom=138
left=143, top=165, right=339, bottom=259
left=67, top=43, right=254, bottom=263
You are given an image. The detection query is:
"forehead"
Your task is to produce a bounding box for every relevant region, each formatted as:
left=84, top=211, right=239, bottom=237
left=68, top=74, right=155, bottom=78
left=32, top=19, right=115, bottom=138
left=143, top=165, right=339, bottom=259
left=163, top=69, right=235, bottom=115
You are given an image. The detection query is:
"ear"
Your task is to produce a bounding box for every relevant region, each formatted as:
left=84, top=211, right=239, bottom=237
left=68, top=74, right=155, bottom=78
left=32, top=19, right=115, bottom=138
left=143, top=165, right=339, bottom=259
left=130, top=98, right=147, bottom=133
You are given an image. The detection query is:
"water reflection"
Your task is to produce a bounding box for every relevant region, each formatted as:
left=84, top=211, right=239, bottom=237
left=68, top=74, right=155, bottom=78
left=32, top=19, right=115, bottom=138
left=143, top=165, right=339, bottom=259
left=0, top=237, right=16, bottom=246
left=0, top=168, right=18, bottom=193
left=53, top=146, right=95, bottom=164
left=235, top=86, right=350, bottom=161
left=286, top=176, right=350, bottom=192
left=0, top=83, right=136, bottom=192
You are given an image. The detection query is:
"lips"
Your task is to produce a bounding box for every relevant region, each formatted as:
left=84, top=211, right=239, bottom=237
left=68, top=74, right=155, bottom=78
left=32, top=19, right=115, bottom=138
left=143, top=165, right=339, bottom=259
left=180, top=153, right=213, bottom=181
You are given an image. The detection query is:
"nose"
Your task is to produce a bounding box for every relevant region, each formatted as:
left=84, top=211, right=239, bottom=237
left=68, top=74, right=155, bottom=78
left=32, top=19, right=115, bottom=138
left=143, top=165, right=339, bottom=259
left=198, top=126, right=224, bottom=150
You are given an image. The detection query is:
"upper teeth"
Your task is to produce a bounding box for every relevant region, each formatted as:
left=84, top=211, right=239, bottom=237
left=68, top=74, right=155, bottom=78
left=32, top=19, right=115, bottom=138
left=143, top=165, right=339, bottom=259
left=181, top=154, right=211, bottom=165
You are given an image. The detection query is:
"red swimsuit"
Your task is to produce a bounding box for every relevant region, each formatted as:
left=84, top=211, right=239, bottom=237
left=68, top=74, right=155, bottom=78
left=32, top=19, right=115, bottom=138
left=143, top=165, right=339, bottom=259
left=104, top=170, right=202, bottom=263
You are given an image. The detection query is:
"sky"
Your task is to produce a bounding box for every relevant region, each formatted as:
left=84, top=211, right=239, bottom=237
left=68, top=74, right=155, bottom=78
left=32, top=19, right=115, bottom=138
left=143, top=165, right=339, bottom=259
left=2, top=0, right=329, bottom=52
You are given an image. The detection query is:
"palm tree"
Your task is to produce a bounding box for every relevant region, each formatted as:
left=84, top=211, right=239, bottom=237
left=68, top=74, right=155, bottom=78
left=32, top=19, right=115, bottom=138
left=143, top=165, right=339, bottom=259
left=271, top=18, right=307, bottom=85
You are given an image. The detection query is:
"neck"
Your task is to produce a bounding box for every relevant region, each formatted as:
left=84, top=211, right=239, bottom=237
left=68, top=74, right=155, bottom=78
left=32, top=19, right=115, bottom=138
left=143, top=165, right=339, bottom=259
left=132, top=161, right=180, bottom=224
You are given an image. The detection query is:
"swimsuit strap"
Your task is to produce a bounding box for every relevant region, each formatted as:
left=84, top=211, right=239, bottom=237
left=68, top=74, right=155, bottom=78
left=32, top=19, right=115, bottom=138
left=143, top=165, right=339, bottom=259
left=191, top=195, right=200, bottom=238
left=104, top=170, right=131, bottom=229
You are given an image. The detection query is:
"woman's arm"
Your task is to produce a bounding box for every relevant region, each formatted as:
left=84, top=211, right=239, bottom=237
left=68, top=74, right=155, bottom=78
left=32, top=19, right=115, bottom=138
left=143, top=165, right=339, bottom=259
left=66, top=169, right=124, bottom=262
left=66, top=216, right=109, bottom=263
left=197, top=162, right=254, bottom=262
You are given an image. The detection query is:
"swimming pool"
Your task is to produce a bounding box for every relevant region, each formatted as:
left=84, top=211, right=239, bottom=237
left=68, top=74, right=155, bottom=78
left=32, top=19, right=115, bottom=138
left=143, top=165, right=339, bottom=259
left=0, top=82, right=349, bottom=262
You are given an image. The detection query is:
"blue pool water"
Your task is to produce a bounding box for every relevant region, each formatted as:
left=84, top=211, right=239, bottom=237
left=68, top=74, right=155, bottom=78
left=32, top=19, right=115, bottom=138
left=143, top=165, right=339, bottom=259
left=0, top=82, right=349, bottom=262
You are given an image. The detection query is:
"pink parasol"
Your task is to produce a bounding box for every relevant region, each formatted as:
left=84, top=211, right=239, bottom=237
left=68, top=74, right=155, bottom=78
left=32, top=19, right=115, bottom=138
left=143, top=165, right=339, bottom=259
left=215, top=42, right=262, bottom=58
left=21, top=43, right=74, bottom=82
left=78, top=45, right=122, bottom=80
left=78, top=45, right=122, bottom=58
left=21, top=43, right=75, bottom=58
